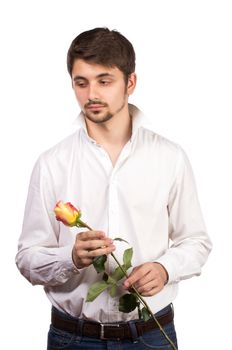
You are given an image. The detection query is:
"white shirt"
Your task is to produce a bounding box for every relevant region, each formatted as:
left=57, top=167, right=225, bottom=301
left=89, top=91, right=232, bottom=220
left=16, top=104, right=212, bottom=322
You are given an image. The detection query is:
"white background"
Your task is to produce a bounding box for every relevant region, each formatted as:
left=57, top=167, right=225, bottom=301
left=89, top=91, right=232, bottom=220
left=0, top=1, right=231, bottom=349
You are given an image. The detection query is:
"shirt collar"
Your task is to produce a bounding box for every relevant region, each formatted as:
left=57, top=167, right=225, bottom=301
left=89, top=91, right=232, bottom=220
left=128, top=104, right=153, bottom=141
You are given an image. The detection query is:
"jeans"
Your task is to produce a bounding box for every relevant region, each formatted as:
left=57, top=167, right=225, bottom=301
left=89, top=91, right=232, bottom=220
left=47, top=305, right=178, bottom=350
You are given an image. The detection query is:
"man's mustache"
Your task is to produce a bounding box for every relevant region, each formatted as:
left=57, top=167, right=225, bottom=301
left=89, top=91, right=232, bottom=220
left=84, top=99, right=108, bottom=108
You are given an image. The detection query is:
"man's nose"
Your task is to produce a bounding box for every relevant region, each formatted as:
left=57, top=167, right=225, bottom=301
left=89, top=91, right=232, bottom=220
left=88, top=83, right=99, bottom=101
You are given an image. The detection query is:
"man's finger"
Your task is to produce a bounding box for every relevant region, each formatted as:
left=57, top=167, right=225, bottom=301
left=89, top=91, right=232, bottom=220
left=78, top=230, right=106, bottom=241
left=79, top=238, right=113, bottom=251
left=123, top=265, right=150, bottom=289
left=85, top=245, right=116, bottom=258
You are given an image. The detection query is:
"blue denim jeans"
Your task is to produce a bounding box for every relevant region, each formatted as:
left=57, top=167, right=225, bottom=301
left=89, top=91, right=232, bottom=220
left=47, top=305, right=178, bottom=349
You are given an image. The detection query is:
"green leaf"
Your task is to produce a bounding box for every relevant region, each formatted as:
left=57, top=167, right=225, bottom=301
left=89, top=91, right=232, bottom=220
left=111, top=264, right=126, bottom=281
left=141, top=307, right=152, bottom=321
left=113, top=237, right=129, bottom=244
left=109, top=285, right=117, bottom=298
left=93, top=255, right=107, bottom=273
left=107, top=275, right=117, bottom=285
left=86, top=280, right=109, bottom=302
left=123, top=248, right=133, bottom=269
left=119, top=293, right=138, bottom=313
left=102, top=273, right=117, bottom=285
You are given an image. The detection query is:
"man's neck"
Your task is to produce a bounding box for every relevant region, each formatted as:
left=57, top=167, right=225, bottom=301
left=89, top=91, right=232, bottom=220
left=85, top=109, right=132, bottom=148
left=85, top=107, right=132, bottom=166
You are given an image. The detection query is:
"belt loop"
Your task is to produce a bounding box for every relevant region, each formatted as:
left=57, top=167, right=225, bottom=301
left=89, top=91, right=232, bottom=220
left=76, top=318, right=84, bottom=340
left=128, top=321, right=139, bottom=343
left=170, top=303, right=174, bottom=317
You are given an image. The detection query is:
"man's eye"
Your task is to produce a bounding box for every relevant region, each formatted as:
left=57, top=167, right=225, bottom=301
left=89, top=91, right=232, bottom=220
left=74, top=81, right=87, bottom=88
left=100, top=80, right=110, bottom=85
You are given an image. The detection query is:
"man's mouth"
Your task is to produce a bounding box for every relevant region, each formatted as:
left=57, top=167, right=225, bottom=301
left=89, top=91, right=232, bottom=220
left=87, top=104, right=105, bottom=110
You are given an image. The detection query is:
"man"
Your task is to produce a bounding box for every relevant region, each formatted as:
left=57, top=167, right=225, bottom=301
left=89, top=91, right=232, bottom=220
left=16, top=28, right=212, bottom=349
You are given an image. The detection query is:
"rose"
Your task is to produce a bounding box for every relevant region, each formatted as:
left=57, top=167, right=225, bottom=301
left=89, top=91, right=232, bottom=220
left=54, top=200, right=177, bottom=350
left=54, top=201, right=86, bottom=227
left=54, top=201, right=80, bottom=226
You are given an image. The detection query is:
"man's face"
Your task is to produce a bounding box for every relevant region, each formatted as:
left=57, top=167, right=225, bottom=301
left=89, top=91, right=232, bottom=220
left=71, top=59, right=136, bottom=124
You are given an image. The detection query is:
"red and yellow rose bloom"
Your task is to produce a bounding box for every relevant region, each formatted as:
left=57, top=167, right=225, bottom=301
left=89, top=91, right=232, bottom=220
left=54, top=201, right=82, bottom=227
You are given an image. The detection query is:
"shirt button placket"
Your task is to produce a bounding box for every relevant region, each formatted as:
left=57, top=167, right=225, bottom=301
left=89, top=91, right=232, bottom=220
left=108, top=174, right=120, bottom=314
left=108, top=175, right=119, bottom=240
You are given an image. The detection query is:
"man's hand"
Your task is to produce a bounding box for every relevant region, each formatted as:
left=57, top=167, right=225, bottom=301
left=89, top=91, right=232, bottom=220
left=123, top=262, right=168, bottom=296
left=72, top=231, right=115, bottom=269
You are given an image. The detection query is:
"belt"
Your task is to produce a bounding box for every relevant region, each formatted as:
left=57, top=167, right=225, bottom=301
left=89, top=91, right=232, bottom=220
left=51, top=307, right=174, bottom=340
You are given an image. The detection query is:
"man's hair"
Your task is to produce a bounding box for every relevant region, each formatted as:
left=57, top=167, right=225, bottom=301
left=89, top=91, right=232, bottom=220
left=67, top=27, right=136, bottom=82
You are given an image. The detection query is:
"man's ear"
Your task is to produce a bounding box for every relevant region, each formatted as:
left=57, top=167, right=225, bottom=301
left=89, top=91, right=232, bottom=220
left=127, top=73, right=137, bottom=95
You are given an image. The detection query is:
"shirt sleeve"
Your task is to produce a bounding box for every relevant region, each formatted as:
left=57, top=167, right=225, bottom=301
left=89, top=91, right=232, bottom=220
left=155, top=147, right=212, bottom=283
left=15, top=155, right=82, bottom=287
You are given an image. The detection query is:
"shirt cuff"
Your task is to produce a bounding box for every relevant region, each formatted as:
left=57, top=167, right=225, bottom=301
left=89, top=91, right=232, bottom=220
left=154, top=255, right=177, bottom=284
left=57, top=244, right=84, bottom=277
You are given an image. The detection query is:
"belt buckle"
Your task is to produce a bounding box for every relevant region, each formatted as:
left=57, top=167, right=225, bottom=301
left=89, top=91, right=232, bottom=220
left=100, top=323, right=120, bottom=340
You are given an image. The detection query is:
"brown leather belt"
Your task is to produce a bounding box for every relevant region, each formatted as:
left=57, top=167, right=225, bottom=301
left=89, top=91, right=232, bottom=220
left=51, top=307, right=174, bottom=340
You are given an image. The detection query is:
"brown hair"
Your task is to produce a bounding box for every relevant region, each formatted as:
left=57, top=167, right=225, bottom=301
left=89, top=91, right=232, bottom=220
left=67, top=27, right=136, bottom=82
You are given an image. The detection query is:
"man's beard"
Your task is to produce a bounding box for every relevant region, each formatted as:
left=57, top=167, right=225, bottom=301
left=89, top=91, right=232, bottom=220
left=84, top=109, right=113, bottom=124
left=83, top=97, right=126, bottom=124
